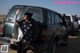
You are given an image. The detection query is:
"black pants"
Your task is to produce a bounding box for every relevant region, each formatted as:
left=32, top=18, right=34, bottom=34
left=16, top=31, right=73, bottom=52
left=17, top=41, right=26, bottom=53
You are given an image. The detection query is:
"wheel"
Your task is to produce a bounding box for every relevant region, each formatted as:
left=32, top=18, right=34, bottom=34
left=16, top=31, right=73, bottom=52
left=51, top=40, right=57, bottom=53
left=48, top=40, right=57, bottom=53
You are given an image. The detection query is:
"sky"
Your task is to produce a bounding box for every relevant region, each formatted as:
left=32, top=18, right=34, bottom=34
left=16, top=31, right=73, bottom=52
left=0, top=0, right=80, bottom=16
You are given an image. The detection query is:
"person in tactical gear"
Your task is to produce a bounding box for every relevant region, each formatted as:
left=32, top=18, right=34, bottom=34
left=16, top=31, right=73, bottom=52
left=16, top=12, right=36, bottom=53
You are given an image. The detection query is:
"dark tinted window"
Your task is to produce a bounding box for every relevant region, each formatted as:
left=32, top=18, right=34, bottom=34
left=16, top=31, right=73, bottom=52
left=55, top=14, right=61, bottom=24
left=48, top=12, right=51, bottom=24
left=51, top=12, right=55, bottom=24
left=25, top=7, right=42, bottom=22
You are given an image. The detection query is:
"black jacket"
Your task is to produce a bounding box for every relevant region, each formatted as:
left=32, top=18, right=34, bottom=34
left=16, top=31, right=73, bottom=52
left=14, top=18, right=42, bottom=42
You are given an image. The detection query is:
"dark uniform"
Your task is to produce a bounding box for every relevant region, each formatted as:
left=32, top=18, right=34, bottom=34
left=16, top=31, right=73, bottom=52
left=16, top=12, right=41, bottom=53
left=17, top=19, right=34, bottom=53
left=19, top=19, right=33, bottom=43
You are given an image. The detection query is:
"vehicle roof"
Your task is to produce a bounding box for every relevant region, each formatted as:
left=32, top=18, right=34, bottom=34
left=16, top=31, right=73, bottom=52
left=12, top=5, right=61, bottom=15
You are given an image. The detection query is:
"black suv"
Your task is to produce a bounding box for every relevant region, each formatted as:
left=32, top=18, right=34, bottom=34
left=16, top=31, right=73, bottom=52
left=1, top=5, right=69, bottom=53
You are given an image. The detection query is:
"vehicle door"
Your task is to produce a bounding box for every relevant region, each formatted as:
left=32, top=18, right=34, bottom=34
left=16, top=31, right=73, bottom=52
left=46, top=11, right=63, bottom=40
left=52, top=13, right=64, bottom=39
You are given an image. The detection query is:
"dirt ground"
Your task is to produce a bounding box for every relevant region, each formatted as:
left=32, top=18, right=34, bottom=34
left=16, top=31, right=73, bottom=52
left=0, top=35, right=80, bottom=53
left=56, top=35, right=80, bottom=53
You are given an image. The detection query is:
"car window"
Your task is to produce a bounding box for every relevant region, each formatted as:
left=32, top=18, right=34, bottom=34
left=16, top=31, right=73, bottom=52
left=55, top=14, right=61, bottom=25
left=24, top=7, right=42, bottom=22
left=6, top=8, right=23, bottom=22
left=51, top=12, right=55, bottom=24
left=48, top=12, right=52, bottom=24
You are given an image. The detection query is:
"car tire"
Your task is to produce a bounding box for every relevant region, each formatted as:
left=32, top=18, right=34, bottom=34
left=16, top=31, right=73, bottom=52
left=48, top=39, right=57, bottom=53
left=51, top=40, right=57, bottom=53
